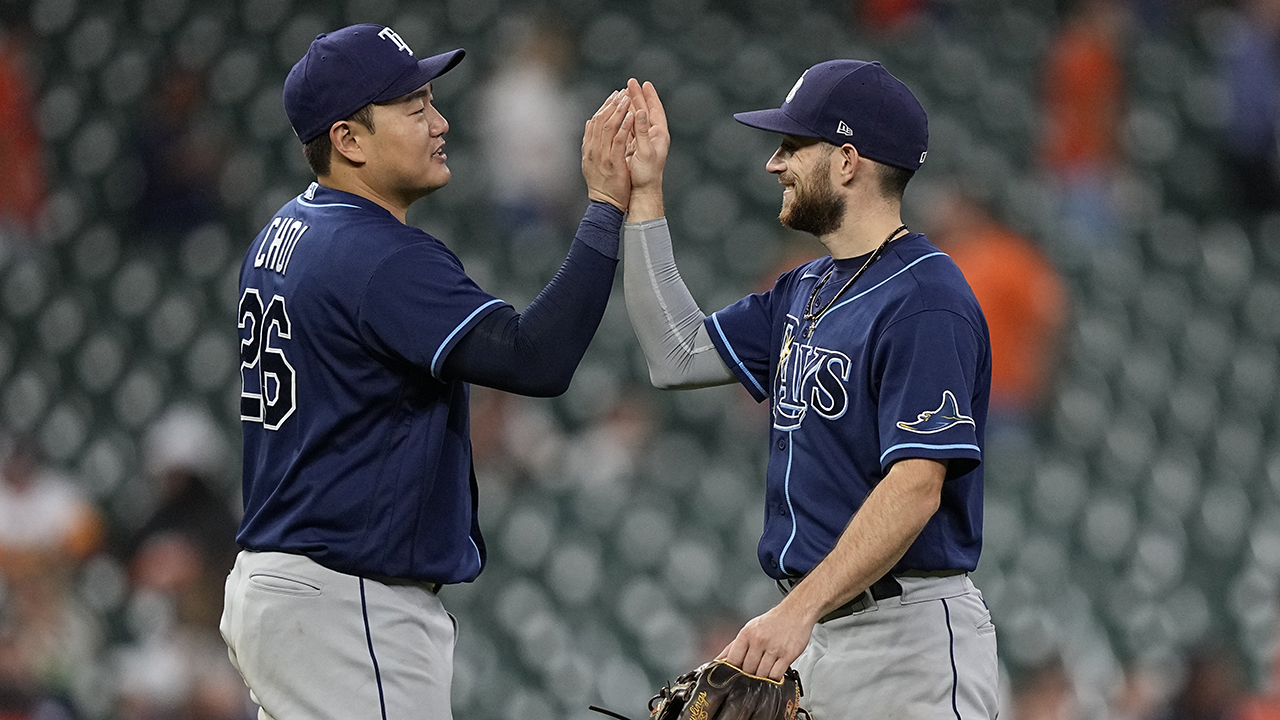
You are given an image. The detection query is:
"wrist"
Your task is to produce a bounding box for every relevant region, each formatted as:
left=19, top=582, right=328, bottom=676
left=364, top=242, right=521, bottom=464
left=779, top=583, right=825, bottom=626
left=587, top=190, right=627, bottom=212
left=627, top=189, right=665, bottom=222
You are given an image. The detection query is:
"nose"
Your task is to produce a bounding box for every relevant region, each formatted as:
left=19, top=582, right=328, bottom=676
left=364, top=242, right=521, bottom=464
left=766, top=148, right=786, bottom=174
left=429, top=105, right=449, bottom=136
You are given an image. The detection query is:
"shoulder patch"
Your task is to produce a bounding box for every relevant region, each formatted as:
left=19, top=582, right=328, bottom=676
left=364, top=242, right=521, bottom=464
left=896, top=390, right=974, bottom=434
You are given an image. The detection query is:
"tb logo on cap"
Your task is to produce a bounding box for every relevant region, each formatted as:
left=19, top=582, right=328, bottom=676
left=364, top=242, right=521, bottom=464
left=378, top=26, right=413, bottom=55
left=785, top=72, right=805, bottom=104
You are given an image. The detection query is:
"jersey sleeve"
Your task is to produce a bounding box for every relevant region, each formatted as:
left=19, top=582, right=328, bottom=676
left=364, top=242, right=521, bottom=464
left=704, top=290, right=775, bottom=402
left=873, top=309, right=985, bottom=477
left=359, top=241, right=510, bottom=379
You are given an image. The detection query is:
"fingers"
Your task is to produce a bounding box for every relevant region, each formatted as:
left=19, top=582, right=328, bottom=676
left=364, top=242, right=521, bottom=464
left=612, top=108, right=635, bottom=158
left=720, top=639, right=743, bottom=667
left=765, top=656, right=789, bottom=683
left=594, top=89, right=619, bottom=118
left=584, top=90, right=615, bottom=151
left=605, top=91, right=631, bottom=129
left=642, top=81, right=668, bottom=130
left=585, top=91, right=632, bottom=160
left=626, top=77, right=648, bottom=116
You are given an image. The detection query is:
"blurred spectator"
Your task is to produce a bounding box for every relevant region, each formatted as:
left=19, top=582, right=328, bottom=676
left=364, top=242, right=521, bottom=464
left=124, top=407, right=237, bottom=630
left=1236, top=636, right=1280, bottom=720
left=1040, top=0, right=1128, bottom=246
left=564, top=392, right=655, bottom=491
left=1109, top=662, right=1171, bottom=720
left=130, top=65, right=230, bottom=240
left=0, top=437, right=103, bottom=717
left=855, top=0, right=931, bottom=33
left=0, top=437, right=103, bottom=578
left=111, top=407, right=248, bottom=720
left=0, top=27, right=46, bottom=237
left=471, top=385, right=568, bottom=488
left=1010, top=658, right=1080, bottom=720
left=479, top=16, right=582, bottom=230
left=923, top=184, right=1069, bottom=433
left=1218, top=0, right=1280, bottom=215
left=1153, top=645, right=1246, bottom=720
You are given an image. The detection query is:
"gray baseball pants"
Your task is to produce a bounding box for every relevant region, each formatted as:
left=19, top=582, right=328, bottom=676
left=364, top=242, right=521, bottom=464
left=792, top=574, right=999, bottom=720
left=220, top=550, right=456, bottom=720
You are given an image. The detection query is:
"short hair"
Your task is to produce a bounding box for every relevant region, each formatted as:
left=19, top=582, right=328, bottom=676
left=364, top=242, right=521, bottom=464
left=302, top=103, right=376, bottom=177
left=878, top=162, right=915, bottom=201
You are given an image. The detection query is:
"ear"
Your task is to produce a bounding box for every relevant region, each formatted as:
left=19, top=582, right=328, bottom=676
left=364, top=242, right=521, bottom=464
left=834, top=143, right=860, bottom=186
left=330, top=120, right=367, bottom=166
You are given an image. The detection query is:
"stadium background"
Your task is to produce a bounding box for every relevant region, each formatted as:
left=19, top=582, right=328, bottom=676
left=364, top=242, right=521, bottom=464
left=0, top=0, right=1278, bottom=718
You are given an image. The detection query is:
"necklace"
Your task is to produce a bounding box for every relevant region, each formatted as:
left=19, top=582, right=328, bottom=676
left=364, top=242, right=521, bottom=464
left=800, top=224, right=908, bottom=339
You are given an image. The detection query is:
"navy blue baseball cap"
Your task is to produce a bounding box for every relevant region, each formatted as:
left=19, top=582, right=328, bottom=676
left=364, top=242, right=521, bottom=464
left=284, top=24, right=465, bottom=144
left=734, top=60, right=928, bottom=172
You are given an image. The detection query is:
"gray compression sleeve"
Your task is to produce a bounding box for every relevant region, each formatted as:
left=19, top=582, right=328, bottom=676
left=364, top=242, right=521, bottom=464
left=623, top=217, right=737, bottom=389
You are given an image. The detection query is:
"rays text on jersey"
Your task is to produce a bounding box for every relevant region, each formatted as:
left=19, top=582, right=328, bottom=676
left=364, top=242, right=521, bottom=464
left=773, top=315, right=851, bottom=430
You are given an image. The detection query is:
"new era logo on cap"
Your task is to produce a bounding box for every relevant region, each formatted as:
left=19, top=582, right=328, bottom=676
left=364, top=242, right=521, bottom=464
left=836, top=121, right=854, bottom=136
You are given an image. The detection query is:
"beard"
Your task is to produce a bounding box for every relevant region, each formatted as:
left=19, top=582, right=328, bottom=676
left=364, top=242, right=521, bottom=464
left=779, top=154, right=845, bottom=237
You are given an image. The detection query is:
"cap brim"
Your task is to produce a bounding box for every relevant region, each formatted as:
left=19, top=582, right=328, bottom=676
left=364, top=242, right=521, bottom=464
left=374, top=48, right=466, bottom=103
left=732, top=108, right=821, bottom=139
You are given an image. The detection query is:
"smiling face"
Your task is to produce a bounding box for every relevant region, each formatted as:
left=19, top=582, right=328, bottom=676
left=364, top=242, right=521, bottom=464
left=766, top=135, right=845, bottom=237
left=360, top=82, right=452, bottom=203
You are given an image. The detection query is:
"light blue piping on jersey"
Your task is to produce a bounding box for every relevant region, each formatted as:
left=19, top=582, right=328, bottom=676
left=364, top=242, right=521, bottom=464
left=880, top=442, right=980, bottom=463
left=810, top=252, right=948, bottom=335
left=778, top=429, right=799, bottom=575
left=710, top=313, right=767, bottom=397
left=431, top=299, right=505, bottom=378
left=296, top=197, right=362, bottom=209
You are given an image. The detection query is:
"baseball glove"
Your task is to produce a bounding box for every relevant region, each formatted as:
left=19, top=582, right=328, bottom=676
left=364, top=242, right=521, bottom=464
left=589, top=660, right=810, bottom=720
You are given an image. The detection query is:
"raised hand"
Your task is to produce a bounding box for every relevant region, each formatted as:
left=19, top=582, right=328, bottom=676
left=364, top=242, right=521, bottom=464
left=625, top=78, right=670, bottom=198
left=582, top=90, right=634, bottom=211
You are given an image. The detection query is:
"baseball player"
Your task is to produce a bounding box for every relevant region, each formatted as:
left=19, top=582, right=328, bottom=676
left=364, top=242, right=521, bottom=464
left=621, top=63, right=999, bottom=719
left=220, top=24, right=634, bottom=720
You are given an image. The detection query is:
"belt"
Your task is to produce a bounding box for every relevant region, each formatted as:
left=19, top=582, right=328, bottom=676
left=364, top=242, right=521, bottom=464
left=819, top=575, right=903, bottom=623
left=367, top=575, right=443, bottom=594
left=780, top=569, right=966, bottom=624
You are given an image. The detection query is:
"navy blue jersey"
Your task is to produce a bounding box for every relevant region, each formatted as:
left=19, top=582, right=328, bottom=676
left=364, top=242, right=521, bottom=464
left=705, top=233, right=991, bottom=579
left=236, top=182, right=506, bottom=583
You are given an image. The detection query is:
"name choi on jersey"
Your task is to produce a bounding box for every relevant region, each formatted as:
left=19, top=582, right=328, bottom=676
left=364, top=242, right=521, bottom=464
left=773, top=315, right=852, bottom=431
left=254, top=216, right=309, bottom=276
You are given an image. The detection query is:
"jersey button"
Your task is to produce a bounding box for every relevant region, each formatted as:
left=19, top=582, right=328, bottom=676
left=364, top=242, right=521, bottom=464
left=778, top=504, right=787, bottom=516
left=777, top=437, right=787, bottom=450
left=769, top=557, right=778, bottom=568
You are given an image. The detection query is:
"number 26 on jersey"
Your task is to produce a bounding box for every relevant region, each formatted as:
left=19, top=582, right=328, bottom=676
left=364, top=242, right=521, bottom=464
left=239, top=288, right=297, bottom=429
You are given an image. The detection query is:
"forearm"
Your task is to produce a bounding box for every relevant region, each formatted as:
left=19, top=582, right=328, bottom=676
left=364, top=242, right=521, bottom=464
left=441, top=204, right=621, bottom=396
left=622, top=216, right=735, bottom=389
left=780, top=459, right=946, bottom=623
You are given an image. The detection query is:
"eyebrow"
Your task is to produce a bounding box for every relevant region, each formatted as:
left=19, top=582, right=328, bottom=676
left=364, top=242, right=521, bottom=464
left=781, top=135, right=820, bottom=150
left=394, top=85, right=432, bottom=105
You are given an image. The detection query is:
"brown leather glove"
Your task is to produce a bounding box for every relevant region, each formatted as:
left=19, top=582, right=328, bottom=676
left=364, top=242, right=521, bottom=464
left=590, top=660, right=810, bottom=720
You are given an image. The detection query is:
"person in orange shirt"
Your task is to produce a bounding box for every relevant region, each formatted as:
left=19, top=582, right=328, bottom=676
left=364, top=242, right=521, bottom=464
left=925, top=185, right=1069, bottom=428
left=0, top=29, right=46, bottom=235
left=1041, top=0, right=1128, bottom=246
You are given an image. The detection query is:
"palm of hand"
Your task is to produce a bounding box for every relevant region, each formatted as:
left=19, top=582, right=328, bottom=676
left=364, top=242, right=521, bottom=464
left=624, top=79, right=670, bottom=194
